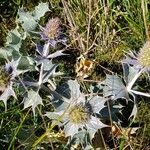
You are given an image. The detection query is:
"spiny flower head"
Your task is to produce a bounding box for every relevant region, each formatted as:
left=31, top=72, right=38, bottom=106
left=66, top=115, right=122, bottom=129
left=137, top=41, right=150, bottom=68
left=0, top=60, right=18, bottom=110
left=46, top=80, right=107, bottom=139
left=40, top=17, right=66, bottom=47
left=68, top=103, right=91, bottom=124
left=0, top=67, right=11, bottom=92
left=43, top=17, right=61, bottom=40
left=122, top=41, right=150, bottom=74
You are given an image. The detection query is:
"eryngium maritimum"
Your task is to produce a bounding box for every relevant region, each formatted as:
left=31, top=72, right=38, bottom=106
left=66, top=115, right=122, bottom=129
left=0, top=61, right=18, bottom=109
left=137, top=41, right=150, bottom=68
left=122, top=41, right=150, bottom=73
left=0, top=60, right=17, bottom=92
left=46, top=80, right=107, bottom=139
left=40, top=17, right=66, bottom=47
left=0, top=67, right=11, bottom=92
left=68, top=103, right=91, bottom=124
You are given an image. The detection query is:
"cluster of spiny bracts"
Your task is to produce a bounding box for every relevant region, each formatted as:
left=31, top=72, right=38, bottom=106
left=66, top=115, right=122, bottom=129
left=0, top=3, right=150, bottom=149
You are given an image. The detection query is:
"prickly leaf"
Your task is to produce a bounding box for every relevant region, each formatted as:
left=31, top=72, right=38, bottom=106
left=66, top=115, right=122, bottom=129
left=103, top=74, right=129, bottom=100
left=24, top=90, right=43, bottom=115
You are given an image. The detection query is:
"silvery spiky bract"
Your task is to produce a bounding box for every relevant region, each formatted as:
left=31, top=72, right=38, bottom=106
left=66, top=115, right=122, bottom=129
left=36, top=42, right=65, bottom=60
left=46, top=80, right=107, bottom=139
left=40, top=18, right=67, bottom=47
left=0, top=60, right=19, bottom=110
left=101, top=64, right=138, bottom=102
left=35, top=42, right=64, bottom=84
left=122, top=41, right=150, bottom=75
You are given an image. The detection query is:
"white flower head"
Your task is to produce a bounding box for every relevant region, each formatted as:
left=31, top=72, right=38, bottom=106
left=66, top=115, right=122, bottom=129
left=137, top=41, right=150, bottom=69
left=0, top=60, right=18, bottom=110
left=46, top=80, right=107, bottom=139
left=122, top=41, right=150, bottom=74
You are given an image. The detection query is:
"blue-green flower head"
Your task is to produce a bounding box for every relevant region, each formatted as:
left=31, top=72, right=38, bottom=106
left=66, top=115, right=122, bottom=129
left=46, top=80, right=107, bottom=139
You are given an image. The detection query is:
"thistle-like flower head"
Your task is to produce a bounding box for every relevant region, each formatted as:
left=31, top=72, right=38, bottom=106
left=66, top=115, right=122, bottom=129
left=122, top=41, right=150, bottom=74
left=0, top=67, right=11, bottom=92
left=43, top=17, right=61, bottom=40
left=0, top=60, right=18, bottom=109
left=68, top=103, right=91, bottom=124
left=137, top=41, right=150, bottom=68
left=46, top=80, right=107, bottom=139
left=40, top=17, right=66, bottom=47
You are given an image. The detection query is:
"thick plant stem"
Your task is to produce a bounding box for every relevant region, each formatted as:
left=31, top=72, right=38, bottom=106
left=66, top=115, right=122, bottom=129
left=130, top=89, right=150, bottom=97
left=38, top=42, right=50, bottom=86
left=127, top=69, right=143, bottom=91
left=38, top=63, right=44, bottom=86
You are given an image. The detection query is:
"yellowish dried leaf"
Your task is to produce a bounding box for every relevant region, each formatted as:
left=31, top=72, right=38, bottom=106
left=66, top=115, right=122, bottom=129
left=75, top=57, right=94, bottom=78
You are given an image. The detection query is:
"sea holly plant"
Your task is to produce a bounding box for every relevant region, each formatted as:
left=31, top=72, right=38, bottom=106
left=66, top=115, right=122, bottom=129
left=18, top=2, right=50, bottom=33
left=122, top=41, right=150, bottom=97
left=1, top=1, right=150, bottom=149
left=101, top=60, right=150, bottom=101
left=0, top=26, right=26, bottom=59
left=0, top=3, right=66, bottom=114
left=93, top=64, right=143, bottom=121
left=40, top=17, right=67, bottom=47
left=0, top=60, right=20, bottom=110
left=45, top=80, right=108, bottom=147
left=22, top=42, right=65, bottom=113
left=20, top=41, right=66, bottom=113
